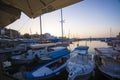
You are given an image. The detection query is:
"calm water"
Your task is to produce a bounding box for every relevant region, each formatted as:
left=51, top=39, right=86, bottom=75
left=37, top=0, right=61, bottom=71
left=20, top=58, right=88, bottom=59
left=68, top=40, right=110, bottom=54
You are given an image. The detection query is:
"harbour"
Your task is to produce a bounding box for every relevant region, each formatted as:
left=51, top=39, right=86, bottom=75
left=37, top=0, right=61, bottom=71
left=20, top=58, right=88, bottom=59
left=1, top=40, right=119, bottom=80
left=0, top=0, right=120, bottom=80
left=43, top=40, right=119, bottom=80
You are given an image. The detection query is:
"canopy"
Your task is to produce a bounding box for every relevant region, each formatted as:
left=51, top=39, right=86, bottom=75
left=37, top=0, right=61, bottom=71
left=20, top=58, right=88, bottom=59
left=0, top=0, right=83, bottom=29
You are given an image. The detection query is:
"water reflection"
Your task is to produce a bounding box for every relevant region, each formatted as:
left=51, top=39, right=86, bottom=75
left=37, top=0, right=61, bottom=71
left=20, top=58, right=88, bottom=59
left=68, top=41, right=110, bottom=54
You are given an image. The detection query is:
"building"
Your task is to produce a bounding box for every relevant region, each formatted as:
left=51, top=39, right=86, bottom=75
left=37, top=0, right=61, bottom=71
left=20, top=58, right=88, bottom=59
left=0, top=28, right=20, bottom=39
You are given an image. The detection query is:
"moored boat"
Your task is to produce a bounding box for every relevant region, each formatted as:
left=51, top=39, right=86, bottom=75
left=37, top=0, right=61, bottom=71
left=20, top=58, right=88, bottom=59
left=94, top=47, right=120, bottom=80
left=8, top=43, right=70, bottom=80
left=25, top=54, right=69, bottom=79
left=66, top=45, right=94, bottom=80
left=72, top=45, right=89, bottom=55
left=10, top=43, right=69, bottom=64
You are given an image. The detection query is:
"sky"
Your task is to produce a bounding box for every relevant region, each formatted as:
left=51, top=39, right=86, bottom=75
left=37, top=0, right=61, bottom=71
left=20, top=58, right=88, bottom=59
left=6, top=0, right=120, bottom=38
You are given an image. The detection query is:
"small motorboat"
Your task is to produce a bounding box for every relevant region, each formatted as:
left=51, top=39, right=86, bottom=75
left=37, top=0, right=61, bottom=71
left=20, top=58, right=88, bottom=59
left=7, top=44, right=70, bottom=80
left=94, top=47, right=120, bottom=80
left=66, top=45, right=94, bottom=80
left=11, top=43, right=69, bottom=64
left=25, top=54, right=70, bottom=79
left=72, top=45, right=89, bottom=55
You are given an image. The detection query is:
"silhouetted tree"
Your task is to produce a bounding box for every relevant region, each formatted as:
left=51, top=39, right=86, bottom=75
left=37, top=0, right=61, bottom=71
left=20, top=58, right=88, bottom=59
left=23, top=33, right=31, bottom=39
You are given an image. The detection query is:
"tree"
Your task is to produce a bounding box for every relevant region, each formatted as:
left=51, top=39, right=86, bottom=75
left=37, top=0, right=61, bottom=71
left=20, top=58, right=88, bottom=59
left=23, top=33, right=31, bottom=39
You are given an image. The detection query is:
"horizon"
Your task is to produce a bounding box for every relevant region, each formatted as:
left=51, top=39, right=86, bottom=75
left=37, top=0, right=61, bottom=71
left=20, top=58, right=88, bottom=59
left=6, top=0, right=120, bottom=38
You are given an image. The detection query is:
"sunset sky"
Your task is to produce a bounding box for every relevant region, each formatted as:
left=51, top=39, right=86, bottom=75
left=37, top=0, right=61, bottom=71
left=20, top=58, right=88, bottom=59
left=6, top=0, right=120, bottom=38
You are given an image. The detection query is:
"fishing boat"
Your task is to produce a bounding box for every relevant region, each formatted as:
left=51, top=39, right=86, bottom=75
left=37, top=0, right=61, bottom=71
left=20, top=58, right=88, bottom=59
left=66, top=45, right=94, bottom=80
left=24, top=47, right=70, bottom=79
left=25, top=53, right=69, bottom=79
left=0, top=39, right=26, bottom=55
left=10, top=43, right=68, bottom=64
left=72, top=45, right=89, bottom=55
left=94, top=47, right=120, bottom=80
left=5, top=43, right=70, bottom=79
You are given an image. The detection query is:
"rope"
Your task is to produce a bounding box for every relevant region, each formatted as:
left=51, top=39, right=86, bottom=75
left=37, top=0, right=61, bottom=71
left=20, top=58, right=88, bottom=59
left=18, top=18, right=30, bottom=32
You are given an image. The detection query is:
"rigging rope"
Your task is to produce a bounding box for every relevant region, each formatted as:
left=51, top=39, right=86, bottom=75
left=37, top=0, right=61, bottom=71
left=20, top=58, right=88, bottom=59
left=18, top=18, right=30, bottom=32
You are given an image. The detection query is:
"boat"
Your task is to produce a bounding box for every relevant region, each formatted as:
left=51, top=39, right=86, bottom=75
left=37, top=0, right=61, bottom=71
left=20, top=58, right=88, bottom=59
left=113, top=40, right=120, bottom=52
left=0, top=39, right=26, bottom=55
left=29, top=43, right=57, bottom=49
left=66, top=45, right=94, bottom=80
left=25, top=53, right=70, bottom=79
left=5, top=43, right=70, bottom=79
left=72, top=45, right=89, bottom=55
left=0, top=1, right=84, bottom=80
left=94, top=47, right=120, bottom=80
left=24, top=46, right=69, bottom=79
left=10, top=43, right=69, bottom=64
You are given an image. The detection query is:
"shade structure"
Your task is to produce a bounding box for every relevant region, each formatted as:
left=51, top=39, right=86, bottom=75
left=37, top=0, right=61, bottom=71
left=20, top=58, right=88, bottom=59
left=0, top=0, right=83, bottom=29
left=0, top=1, right=21, bottom=29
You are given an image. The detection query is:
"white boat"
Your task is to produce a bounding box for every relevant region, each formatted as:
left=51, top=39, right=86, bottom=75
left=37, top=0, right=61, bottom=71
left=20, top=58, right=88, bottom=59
left=29, top=43, right=57, bottom=49
left=0, top=42, right=26, bottom=55
left=8, top=44, right=70, bottom=79
left=25, top=54, right=70, bottom=79
left=72, top=45, right=89, bottom=55
left=11, top=43, right=69, bottom=64
left=94, top=47, right=120, bottom=80
left=66, top=46, right=94, bottom=80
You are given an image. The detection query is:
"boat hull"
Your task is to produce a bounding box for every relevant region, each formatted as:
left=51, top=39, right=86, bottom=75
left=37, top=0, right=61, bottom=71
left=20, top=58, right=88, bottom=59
left=74, top=72, right=92, bottom=80
left=25, top=54, right=70, bottom=79
left=94, top=54, right=120, bottom=80
left=99, top=69, right=120, bottom=80
left=11, top=59, right=33, bottom=64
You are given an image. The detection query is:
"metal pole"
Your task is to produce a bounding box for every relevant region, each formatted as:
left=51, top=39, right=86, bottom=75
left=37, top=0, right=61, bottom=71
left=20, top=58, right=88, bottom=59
left=61, top=9, right=64, bottom=44
left=110, top=27, right=111, bottom=38
left=40, top=15, right=42, bottom=43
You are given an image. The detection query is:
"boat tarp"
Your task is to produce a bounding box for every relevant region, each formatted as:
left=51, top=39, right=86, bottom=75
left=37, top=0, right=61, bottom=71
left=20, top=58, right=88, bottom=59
left=49, top=49, right=70, bottom=59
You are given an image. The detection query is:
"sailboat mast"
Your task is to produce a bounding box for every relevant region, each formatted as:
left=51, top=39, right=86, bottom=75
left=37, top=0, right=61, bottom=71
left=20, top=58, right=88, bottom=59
left=110, top=27, right=111, bottom=38
left=40, top=15, right=42, bottom=43
left=61, top=9, right=64, bottom=43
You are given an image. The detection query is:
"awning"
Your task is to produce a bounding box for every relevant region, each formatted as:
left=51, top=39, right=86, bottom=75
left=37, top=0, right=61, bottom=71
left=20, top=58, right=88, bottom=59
left=0, top=0, right=83, bottom=29
left=0, top=1, right=21, bottom=29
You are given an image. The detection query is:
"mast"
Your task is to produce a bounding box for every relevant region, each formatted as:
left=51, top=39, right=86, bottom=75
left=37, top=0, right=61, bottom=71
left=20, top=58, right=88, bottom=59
left=40, top=15, right=42, bottom=43
left=30, top=28, right=32, bottom=39
left=110, top=27, right=111, bottom=38
left=60, top=9, right=64, bottom=44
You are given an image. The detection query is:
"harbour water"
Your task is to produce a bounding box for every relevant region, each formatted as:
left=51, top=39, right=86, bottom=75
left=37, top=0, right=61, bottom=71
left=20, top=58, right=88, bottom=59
left=46, top=40, right=111, bottom=80
left=69, top=40, right=110, bottom=54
